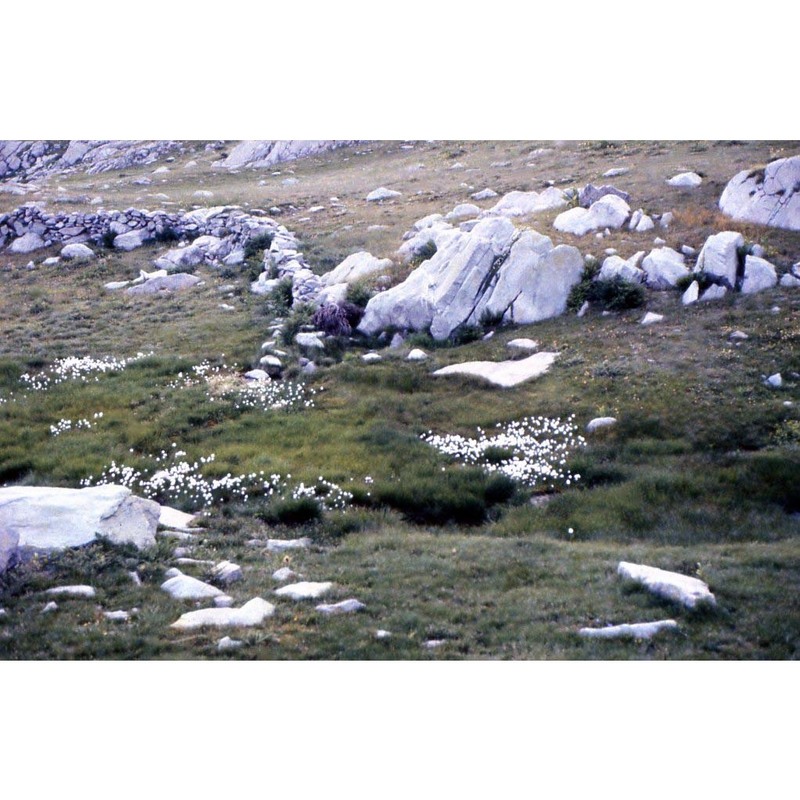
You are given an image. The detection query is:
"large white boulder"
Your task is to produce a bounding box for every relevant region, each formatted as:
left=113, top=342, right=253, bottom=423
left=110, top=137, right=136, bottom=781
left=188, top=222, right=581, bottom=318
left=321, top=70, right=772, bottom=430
left=741, top=255, right=778, bottom=294
left=641, top=247, right=689, bottom=289
left=0, top=485, right=159, bottom=552
left=719, top=155, right=800, bottom=231
left=320, top=251, right=393, bottom=287
left=553, top=195, right=630, bottom=236
left=696, top=230, right=744, bottom=287
left=617, top=561, right=716, bottom=609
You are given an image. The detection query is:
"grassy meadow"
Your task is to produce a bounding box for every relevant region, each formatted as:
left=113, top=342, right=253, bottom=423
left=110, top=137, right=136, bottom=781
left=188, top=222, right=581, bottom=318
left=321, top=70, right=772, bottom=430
left=0, top=140, right=798, bottom=660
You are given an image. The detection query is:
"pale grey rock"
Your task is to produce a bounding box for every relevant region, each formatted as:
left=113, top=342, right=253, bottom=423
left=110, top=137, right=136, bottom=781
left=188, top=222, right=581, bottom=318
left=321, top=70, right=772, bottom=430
left=586, top=417, right=617, bottom=433
left=126, top=273, right=202, bottom=294
left=46, top=585, right=96, bottom=598
left=667, top=172, right=702, bottom=188
left=553, top=195, right=630, bottom=236
left=0, top=485, right=159, bottom=552
left=42, top=257, right=61, bottom=266
left=159, top=506, right=197, bottom=532
left=729, top=330, right=749, bottom=341
left=406, top=348, right=428, bottom=361
left=682, top=280, right=700, bottom=305
left=446, top=203, right=481, bottom=221
left=389, top=333, right=405, bottom=349
left=217, top=636, right=243, bottom=651
left=361, top=353, right=382, bottom=363
left=617, top=561, right=716, bottom=609
left=250, top=275, right=282, bottom=296
left=696, top=231, right=744, bottom=287
left=321, top=251, right=392, bottom=287
left=577, top=301, right=590, bottom=318
left=274, top=581, right=333, bottom=601
left=680, top=245, right=696, bottom=257
left=741, top=255, right=778, bottom=294
left=780, top=273, right=800, bottom=288
left=641, top=312, right=664, bottom=326
left=193, top=190, right=214, bottom=199
left=212, top=140, right=355, bottom=170
left=641, top=247, right=688, bottom=289
left=212, top=561, right=243, bottom=585
left=719, top=156, right=800, bottom=231
left=266, top=537, right=311, bottom=552
left=367, top=187, right=402, bottom=202
left=259, top=355, right=282, bottom=370
left=42, top=601, right=59, bottom=614
left=598, top=252, right=646, bottom=284
left=700, top=284, right=728, bottom=302
left=170, top=598, right=276, bottom=630
left=104, top=610, right=131, bottom=622
left=579, top=620, right=679, bottom=640
left=317, top=282, right=349, bottom=306
left=629, top=209, right=654, bottom=232
left=376, top=629, right=392, bottom=639
left=161, top=573, right=225, bottom=600
left=433, top=352, right=558, bottom=388
left=60, top=243, right=95, bottom=261
left=660, top=212, right=674, bottom=229
left=485, top=188, right=567, bottom=217
left=316, top=598, right=366, bottom=615
left=244, top=369, right=270, bottom=381
left=113, top=229, right=152, bottom=251
left=295, top=332, right=325, bottom=349
left=105, top=281, right=130, bottom=290
left=766, top=373, right=783, bottom=388
left=155, top=243, right=206, bottom=271
left=129, top=571, right=142, bottom=586
left=507, top=338, right=538, bottom=351
left=214, top=595, right=235, bottom=608
left=9, top=232, right=46, bottom=254
left=471, top=188, right=498, bottom=200
left=578, top=184, right=630, bottom=208
left=603, top=168, right=629, bottom=177
left=272, top=566, right=298, bottom=582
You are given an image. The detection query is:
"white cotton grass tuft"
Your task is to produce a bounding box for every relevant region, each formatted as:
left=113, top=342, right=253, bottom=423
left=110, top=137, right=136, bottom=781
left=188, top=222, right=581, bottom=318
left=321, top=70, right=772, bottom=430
left=422, top=415, right=585, bottom=489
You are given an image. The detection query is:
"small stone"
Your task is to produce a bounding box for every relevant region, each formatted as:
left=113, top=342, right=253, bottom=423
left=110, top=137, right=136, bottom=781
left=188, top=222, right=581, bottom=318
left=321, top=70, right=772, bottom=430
left=507, top=338, right=538, bottom=351
left=217, top=636, right=243, bottom=651
left=129, top=571, right=142, bottom=586
left=161, top=572, right=224, bottom=600
left=272, top=567, right=298, bottom=582
left=579, top=620, right=679, bottom=640
left=274, top=581, right=333, bottom=601
left=666, top=172, right=702, bottom=188
left=641, top=312, right=664, bottom=326
left=362, top=353, right=382, bottom=363
left=577, top=301, right=590, bottom=318
left=212, top=561, right=243, bottom=585
left=42, top=601, right=58, bottom=614
left=424, top=639, right=445, bottom=649
left=653, top=237, right=666, bottom=246
left=617, top=562, right=716, bottom=609
left=681, top=280, right=699, bottom=305
left=214, top=595, right=235, bottom=608
left=103, top=610, right=130, bottom=622
left=587, top=417, right=617, bottom=433
left=766, top=373, right=783, bottom=388
left=266, top=537, right=311, bottom=552
left=315, top=598, right=366, bottom=615
left=406, top=348, right=428, bottom=361
left=729, top=330, right=749, bottom=341
left=46, top=585, right=96, bottom=598
left=376, top=629, right=392, bottom=639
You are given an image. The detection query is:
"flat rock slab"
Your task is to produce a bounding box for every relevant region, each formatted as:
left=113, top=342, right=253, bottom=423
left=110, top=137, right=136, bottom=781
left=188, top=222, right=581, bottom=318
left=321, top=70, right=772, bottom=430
left=579, top=620, right=679, bottom=640
left=170, top=598, right=275, bottom=630
left=316, top=598, right=366, bottom=615
left=126, top=273, right=201, bottom=295
left=0, top=485, right=159, bottom=552
left=433, top=352, right=558, bottom=388
left=274, top=581, right=333, bottom=601
left=617, top=561, right=716, bottom=609
left=161, top=573, right=225, bottom=600
left=507, top=338, right=539, bottom=351
left=45, top=585, right=96, bottom=598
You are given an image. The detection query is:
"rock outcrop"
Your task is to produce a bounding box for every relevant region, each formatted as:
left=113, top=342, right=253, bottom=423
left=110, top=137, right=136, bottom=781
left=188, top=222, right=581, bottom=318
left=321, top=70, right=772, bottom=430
left=358, top=217, right=583, bottom=340
left=211, top=141, right=357, bottom=170
left=719, top=155, right=800, bottom=231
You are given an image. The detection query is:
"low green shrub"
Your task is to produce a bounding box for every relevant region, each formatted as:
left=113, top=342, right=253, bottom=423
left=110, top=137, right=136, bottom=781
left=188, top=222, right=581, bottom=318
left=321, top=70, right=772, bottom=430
left=346, top=281, right=373, bottom=309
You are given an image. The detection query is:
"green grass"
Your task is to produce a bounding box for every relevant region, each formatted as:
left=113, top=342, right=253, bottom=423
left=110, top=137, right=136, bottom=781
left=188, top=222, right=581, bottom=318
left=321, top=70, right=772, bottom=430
left=1, top=140, right=799, bottom=659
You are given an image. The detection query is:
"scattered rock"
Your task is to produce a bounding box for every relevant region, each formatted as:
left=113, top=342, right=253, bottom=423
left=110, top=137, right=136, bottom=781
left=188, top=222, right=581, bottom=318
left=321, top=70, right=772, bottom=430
left=60, top=243, right=95, bottom=261
left=217, top=636, right=243, bottom=651
left=641, top=312, right=664, bottom=326
left=471, top=188, right=498, bottom=200
left=741, top=255, right=778, bottom=294
left=9, top=231, right=46, bottom=254
left=295, top=332, right=325, bottom=349
left=602, top=168, right=629, bottom=177
left=433, top=352, right=558, bottom=388
left=42, top=601, right=58, bottom=614
left=666, top=172, right=702, bottom=188
left=376, top=629, right=392, bottom=639
left=0, top=529, right=19, bottom=574
left=161, top=572, right=225, bottom=600
left=366, top=187, right=402, bottom=202
left=579, top=620, right=679, bottom=640
left=553, top=195, right=630, bottom=236
left=586, top=417, right=617, bottom=433
left=598, top=252, right=645, bottom=284
left=696, top=231, right=743, bottom=288
left=104, top=610, right=131, bottom=622
left=446, top=203, right=481, bottom=221
left=320, top=251, right=392, bottom=287
left=729, top=330, right=749, bottom=341
left=272, top=567, right=298, bottom=582
left=362, top=353, right=382, bottom=363
left=641, top=247, right=689, bottom=289
left=214, top=595, right=235, bottom=608
left=113, top=229, right=153, bottom=251
left=274, top=581, right=333, bottom=600
left=766, top=373, right=783, bottom=388
left=617, top=561, right=716, bottom=609
left=578, top=184, right=630, bottom=208
left=315, top=598, right=366, bottom=615
left=126, top=273, right=202, bottom=295
left=487, top=189, right=567, bottom=217
left=266, top=537, right=311, bottom=552
left=159, top=506, right=198, bottom=532
left=171, top=598, right=276, bottom=630
left=507, top=338, right=538, bottom=351
left=700, top=284, right=727, bottom=302
left=212, top=561, right=243, bottom=586
left=45, top=585, right=96, bottom=598
left=682, top=280, right=699, bottom=305
left=407, top=348, right=428, bottom=362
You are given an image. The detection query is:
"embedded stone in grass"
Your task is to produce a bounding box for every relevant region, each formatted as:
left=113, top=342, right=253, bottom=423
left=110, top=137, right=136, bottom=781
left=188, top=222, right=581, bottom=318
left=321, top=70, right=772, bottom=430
left=666, top=172, right=702, bottom=188
left=214, top=595, right=235, bottom=608
left=640, top=312, right=664, bottom=326
left=104, top=610, right=131, bottom=622
left=46, top=585, right=96, bottom=599
left=586, top=417, right=617, bottom=433
left=682, top=281, right=699, bottom=305
left=316, top=598, right=365, bottom=615
left=126, top=273, right=202, bottom=295
left=741, top=255, right=778, bottom=294
left=274, top=581, right=333, bottom=601
left=432, top=352, right=558, bottom=388
left=376, top=629, right=392, bottom=639
left=272, top=566, right=299, bottom=582
left=266, top=537, right=311, bottom=552
left=578, top=620, right=679, bottom=640
left=295, top=332, right=325, bottom=349
left=104, top=281, right=130, bottom=291
left=212, top=561, right=243, bottom=586
left=366, top=187, right=402, bottom=202
left=161, top=572, right=225, bottom=600
left=617, top=562, right=716, bottom=610
left=729, top=330, right=749, bottom=341
left=60, top=243, right=95, bottom=261
left=423, top=639, right=445, bottom=649
left=506, top=338, right=538, bottom=351
left=217, top=636, right=243, bottom=651
left=407, top=348, right=428, bottom=362
left=170, top=598, right=275, bottom=630
left=765, top=373, right=783, bottom=388
left=42, top=601, right=58, bottom=614
left=362, top=353, right=382, bottom=363
left=700, top=284, right=727, bottom=302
